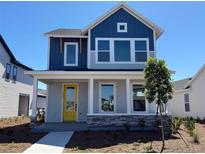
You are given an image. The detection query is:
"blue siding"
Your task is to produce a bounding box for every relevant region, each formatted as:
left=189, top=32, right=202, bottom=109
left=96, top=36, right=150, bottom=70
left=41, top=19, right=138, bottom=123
left=49, top=37, right=87, bottom=70
left=91, top=8, right=154, bottom=51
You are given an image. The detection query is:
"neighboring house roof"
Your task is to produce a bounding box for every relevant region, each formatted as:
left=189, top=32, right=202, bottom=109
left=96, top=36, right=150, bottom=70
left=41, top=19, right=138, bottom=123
left=184, top=64, right=205, bottom=89
left=82, top=2, right=163, bottom=39
left=37, top=89, right=47, bottom=97
left=174, top=64, right=205, bottom=91
left=174, top=77, right=192, bottom=91
left=44, top=2, right=163, bottom=39
left=44, top=29, right=86, bottom=38
left=0, top=34, right=33, bottom=71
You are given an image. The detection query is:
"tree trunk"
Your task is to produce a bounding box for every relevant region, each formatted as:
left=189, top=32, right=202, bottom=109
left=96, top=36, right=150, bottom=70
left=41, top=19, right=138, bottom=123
left=160, top=104, right=165, bottom=153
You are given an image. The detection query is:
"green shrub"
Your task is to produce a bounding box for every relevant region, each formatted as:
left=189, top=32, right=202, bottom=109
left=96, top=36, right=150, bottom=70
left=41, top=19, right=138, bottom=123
left=172, top=117, right=183, bottom=133
left=184, top=117, right=195, bottom=131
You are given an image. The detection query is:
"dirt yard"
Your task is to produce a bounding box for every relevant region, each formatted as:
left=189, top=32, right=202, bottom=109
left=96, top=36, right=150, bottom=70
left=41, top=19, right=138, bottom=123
left=0, top=116, right=46, bottom=153
left=64, top=122, right=205, bottom=153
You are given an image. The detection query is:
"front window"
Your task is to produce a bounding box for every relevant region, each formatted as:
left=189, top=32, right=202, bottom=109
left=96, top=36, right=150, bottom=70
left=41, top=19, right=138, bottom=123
left=66, top=87, right=75, bottom=111
left=184, top=93, right=190, bottom=112
left=64, top=42, right=78, bottom=66
left=132, top=85, right=146, bottom=111
left=135, top=40, right=147, bottom=62
left=97, top=40, right=110, bottom=62
left=114, top=40, right=131, bottom=61
left=100, top=83, right=115, bottom=112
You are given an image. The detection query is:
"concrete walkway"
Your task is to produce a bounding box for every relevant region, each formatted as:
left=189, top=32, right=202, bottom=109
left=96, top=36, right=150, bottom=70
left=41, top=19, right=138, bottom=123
left=23, top=131, right=73, bottom=153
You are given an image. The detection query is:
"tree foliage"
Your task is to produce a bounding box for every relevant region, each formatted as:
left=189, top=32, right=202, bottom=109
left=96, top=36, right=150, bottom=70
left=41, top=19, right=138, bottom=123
left=144, top=57, right=173, bottom=152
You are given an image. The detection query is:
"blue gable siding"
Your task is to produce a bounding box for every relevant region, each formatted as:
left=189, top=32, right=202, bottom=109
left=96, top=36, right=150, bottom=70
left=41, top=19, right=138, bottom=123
left=90, top=8, right=154, bottom=51
left=49, top=37, right=87, bottom=70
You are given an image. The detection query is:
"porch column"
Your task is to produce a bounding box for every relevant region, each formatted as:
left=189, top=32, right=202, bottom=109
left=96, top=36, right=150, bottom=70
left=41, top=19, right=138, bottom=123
left=126, top=78, right=131, bottom=114
left=88, top=78, right=94, bottom=114
left=32, top=76, right=38, bottom=121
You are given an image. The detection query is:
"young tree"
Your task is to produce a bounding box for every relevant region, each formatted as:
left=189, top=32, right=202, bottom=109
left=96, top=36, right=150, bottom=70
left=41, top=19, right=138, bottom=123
left=144, top=58, right=173, bottom=152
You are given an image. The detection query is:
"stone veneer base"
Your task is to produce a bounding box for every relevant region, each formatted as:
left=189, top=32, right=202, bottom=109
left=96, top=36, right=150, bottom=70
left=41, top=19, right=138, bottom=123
left=87, top=115, right=172, bottom=134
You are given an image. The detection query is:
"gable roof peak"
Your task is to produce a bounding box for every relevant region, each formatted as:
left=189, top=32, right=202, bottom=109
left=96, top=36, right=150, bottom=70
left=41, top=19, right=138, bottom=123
left=82, top=2, right=163, bottom=39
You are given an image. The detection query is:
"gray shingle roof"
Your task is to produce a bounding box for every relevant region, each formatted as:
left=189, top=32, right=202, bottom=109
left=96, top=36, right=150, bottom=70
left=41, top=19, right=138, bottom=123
left=174, top=77, right=192, bottom=90
left=45, top=29, right=82, bottom=36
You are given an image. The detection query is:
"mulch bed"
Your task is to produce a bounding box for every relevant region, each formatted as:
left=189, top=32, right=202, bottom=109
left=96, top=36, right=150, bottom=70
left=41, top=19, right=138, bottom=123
left=0, top=116, right=46, bottom=153
left=64, top=122, right=205, bottom=153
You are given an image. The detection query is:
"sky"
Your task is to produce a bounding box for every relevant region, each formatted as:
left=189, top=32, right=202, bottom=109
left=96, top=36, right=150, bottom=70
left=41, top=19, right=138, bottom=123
left=0, top=1, right=205, bottom=89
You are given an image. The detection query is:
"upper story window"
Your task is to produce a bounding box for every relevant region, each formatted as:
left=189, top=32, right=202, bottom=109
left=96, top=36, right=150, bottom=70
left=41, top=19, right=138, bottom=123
left=13, top=66, right=17, bottom=81
left=64, top=42, right=78, bottom=66
left=6, top=63, right=11, bottom=79
left=96, top=38, right=148, bottom=64
left=135, top=40, right=148, bottom=62
left=184, top=93, right=190, bottom=112
left=117, top=22, right=127, bottom=32
left=97, top=40, right=110, bottom=62
left=114, top=40, right=130, bottom=61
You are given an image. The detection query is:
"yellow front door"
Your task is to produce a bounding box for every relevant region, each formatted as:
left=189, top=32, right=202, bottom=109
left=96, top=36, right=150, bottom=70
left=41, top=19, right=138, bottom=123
left=63, top=84, right=78, bottom=122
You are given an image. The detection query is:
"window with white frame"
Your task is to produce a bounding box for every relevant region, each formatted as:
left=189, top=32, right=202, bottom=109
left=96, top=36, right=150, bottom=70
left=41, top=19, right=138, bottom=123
left=64, top=42, right=78, bottom=66
left=132, top=85, right=146, bottom=111
left=184, top=93, right=190, bottom=112
left=117, top=23, right=127, bottom=32
left=99, top=83, right=115, bottom=112
left=97, top=40, right=110, bottom=62
left=135, top=40, right=147, bottom=62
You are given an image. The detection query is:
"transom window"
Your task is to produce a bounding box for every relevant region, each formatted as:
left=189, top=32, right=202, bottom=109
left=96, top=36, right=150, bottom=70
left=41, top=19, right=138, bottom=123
left=64, top=42, right=78, bottom=66
left=96, top=38, right=148, bottom=63
left=117, top=23, right=127, bottom=32
left=184, top=93, right=190, bottom=112
left=132, top=85, right=146, bottom=112
left=99, top=83, right=116, bottom=113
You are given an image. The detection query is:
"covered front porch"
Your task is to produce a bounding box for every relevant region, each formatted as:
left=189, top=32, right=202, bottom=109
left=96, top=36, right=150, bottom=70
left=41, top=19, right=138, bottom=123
left=25, top=71, right=171, bottom=130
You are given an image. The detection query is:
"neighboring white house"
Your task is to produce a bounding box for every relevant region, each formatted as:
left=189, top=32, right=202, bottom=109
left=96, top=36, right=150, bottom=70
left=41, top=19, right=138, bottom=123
left=37, top=89, right=47, bottom=109
left=0, top=35, right=33, bottom=118
left=172, top=64, right=205, bottom=119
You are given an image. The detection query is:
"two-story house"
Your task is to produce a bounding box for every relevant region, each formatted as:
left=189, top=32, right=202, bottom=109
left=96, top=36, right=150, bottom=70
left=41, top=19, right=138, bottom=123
left=0, top=35, right=33, bottom=118
left=26, top=2, right=172, bottom=130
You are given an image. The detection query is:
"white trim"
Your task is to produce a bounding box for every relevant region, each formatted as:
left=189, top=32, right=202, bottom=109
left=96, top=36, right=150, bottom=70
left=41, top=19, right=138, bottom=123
left=98, top=82, right=117, bottom=114
left=82, top=2, right=163, bottom=38
left=88, top=78, right=94, bottom=114
left=87, top=113, right=157, bottom=116
left=117, top=22, right=127, bottom=32
left=32, top=77, right=38, bottom=119
left=46, top=35, right=88, bottom=38
left=62, top=83, right=79, bottom=122
left=47, top=37, right=50, bottom=70
left=64, top=42, right=78, bottom=66
left=87, top=29, right=91, bottom=69
left=24, top=71, right=145, bottom=80
left=95, top=37, right=149, bottom=64
left=45, top=84, right=49, bottom=123
left=130, top=83, right=148, bottom=113
left=126, top=79, right=131, bottom=114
